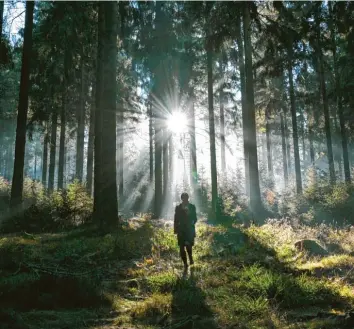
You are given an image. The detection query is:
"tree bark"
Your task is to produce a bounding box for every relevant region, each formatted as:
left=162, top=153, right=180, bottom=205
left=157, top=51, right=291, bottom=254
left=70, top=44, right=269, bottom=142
left=95, top=1, right=118, bottom=224
left=48, top=111, right=57, bottom=191
left=86, top=83, right=95, bottom=196
left=265, top=109, right=273, bottom=177
left=189, top=91, right=197, bottom=198
left=153, top=1, right=163, bottom=218
left=331, top=11, right=351, bottom=182
left=76, top=60, right=86, bottom=183
left=318, top=52, right=335, bottom=184
left=243, top=3, right=262, bottom=213
left=117, top=108, right=124, bottom=203
left=235, top=15, right=249, bottom=199
left=148, top=100, right=154, bottom=183
left=280, top=112, right=288, bottom=185
left=93, top=3, right=104, bottom=223
left=58, top=88, right=66, bottom=190
left=42, top=123, right=49, bottom=187
left=10, top=0, right=34, bottom=207
left=163, top=128, right=169, bottom=196
left=287, top=50, right=302, bottom=194
left=218, top=58, right=226, bottom=176
left=206, top=37, right=218, bottom=217
left=0, top=1, right=4, bottom=37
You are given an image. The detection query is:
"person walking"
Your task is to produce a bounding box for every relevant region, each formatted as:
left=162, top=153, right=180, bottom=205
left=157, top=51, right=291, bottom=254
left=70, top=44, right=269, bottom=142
left=174, top=192, right=197, bottom=269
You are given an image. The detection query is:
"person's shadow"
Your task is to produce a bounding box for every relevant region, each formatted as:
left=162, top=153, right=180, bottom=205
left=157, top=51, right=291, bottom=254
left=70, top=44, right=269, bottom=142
left=170, top=266, right=218, bottom=329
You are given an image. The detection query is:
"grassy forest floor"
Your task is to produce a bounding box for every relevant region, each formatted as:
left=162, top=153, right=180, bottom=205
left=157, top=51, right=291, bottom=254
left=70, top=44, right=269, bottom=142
left=1, top=215, right=354, bottom=329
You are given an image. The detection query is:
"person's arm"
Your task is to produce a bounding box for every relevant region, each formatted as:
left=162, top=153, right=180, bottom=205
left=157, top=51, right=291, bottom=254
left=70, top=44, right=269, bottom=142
left=174, top=206, right=179, bottom=234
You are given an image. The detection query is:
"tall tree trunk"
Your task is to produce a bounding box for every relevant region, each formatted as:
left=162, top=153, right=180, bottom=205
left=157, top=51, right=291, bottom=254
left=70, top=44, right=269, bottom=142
left=218, top=58, right=226, bottom=176
left=148, top=100, right=154, bottom=183
left=0, top=0, right=4, bottom=37
left=308, top=106, right=315, bottom=165
left=243, top=3, right=262, bottom=213
left=235, top=15, right=249, bottom=199
left=318, top=52, right=335, bottom=184
left=93, top=3, right=104, bottom=222
left=189, top=91, right=197, bottom=198
left=169, top=135, right=173, bottom=190
left=10, top=0, right=34, bottom=207
left=42, top=123, right=49, bottom=187
left=287, top=49, right=302, bottom=194
left=334, top=115, right=343, bottom=180
left=48, top=111, right=58, bottom=191
left=280, top=112, right=288, bottom=185
left=284, top=109, right=291, bottom=174
left=117, top=109, right=124, bottom=203
left=330, top=10, right=351, bottom=183
left=163, top=128, right=169, bottom=197
left=95, top=1, right=118, bottom=225
left=153, top=1, right=163, bottom=218
left=87, top=83, right=95, bottom=196
left=76, top=61, right=86, bottom=183
left=265, top=109, right=273, bottom=178
left=58, top=89, right=66, bottom=190
left=206, top=37, right=218, bottom=217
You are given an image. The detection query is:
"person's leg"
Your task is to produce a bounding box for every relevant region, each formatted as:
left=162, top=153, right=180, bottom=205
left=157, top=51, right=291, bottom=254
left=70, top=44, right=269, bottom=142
left=179, top=245, right=188, bottom=267
left=186, top=245, right=194, bottom=265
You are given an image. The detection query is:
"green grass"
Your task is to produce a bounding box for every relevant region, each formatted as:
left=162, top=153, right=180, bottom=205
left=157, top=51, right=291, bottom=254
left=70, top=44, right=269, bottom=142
left=1, top=216, right=354, bottom=329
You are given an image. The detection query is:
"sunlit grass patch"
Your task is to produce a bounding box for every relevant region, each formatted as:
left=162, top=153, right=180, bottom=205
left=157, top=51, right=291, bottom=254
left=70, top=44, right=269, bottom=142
left=146, top=271, right=177, bottom=293
left=130, top=293, right=172, bottom=319
left=298, top=255, right=354, bottom=271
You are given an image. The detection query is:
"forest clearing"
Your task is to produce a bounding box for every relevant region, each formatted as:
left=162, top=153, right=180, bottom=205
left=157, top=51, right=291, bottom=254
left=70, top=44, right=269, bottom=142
left=1, top=1, right=354, bottom=328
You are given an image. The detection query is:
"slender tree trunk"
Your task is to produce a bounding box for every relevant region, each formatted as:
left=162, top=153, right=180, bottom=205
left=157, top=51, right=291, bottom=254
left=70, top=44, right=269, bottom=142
left=331, top=17, right=351, bottom=182
left=287, top=51, right=302, bottom=194
left=153, top=1, right=163, bottom=218
left=318, top=52, right=335, bottom=184
left=87, top=83, right=95, bottom=196
left=42, top=124, right=49, bottom=187
left=169, top=135, right=173, bottom=190
left=10, top=1, right=34, bottom=207
left=118, top=108, right=124, bottom=203
left=48, top=111, right=58, bottom=191
left=93, top=3, right=104, bottom=222
left=243, top=3, right=262, bottom=213
left=308, top=106, right=315, bottom=165
left=58, top=90, right=66, bottom=190
left=206, top=38, right=218, bottom=217
left=163, top=128, right=169, bottom=197
left=218, top=58, right=226, bottom=176
left=284, top=109, right=291, bottom=174
left=0, top=0, right=4, bottom=37
left=334, top=115, right=343, bottom=180
left=76, top=61, right=86, bottom=183
left=235, top=16, right=249, bottom=199
left=189, top=91, right=197, bottom=198
left=95, top=1, right=119, bottom=224
left=265, top=110, right=273, bottom=177
left=148, top=100, right=154, bottom=183
left=280, top=112, right=288, bottom=185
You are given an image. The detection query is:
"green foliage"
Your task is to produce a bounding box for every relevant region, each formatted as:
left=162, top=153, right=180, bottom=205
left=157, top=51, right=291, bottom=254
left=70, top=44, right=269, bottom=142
left=0, top=178, right=93, bottom=233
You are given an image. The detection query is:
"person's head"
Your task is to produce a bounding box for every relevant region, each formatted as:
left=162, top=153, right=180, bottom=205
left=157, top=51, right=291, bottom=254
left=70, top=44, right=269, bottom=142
left=181, top=192, right=189, bottom=203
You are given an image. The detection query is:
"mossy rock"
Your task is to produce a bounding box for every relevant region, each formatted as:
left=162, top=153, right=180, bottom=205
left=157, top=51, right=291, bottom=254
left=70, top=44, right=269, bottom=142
left=294, top=239, right=329, bottom=256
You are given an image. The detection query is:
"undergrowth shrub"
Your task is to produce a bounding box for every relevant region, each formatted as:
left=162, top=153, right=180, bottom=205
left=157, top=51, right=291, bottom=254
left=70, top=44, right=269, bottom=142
left=0, top=178, right=93, bottom=233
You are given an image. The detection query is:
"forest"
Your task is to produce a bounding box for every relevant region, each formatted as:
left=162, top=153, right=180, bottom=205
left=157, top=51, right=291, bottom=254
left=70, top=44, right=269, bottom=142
left=1, top=1, right=354, bottom=328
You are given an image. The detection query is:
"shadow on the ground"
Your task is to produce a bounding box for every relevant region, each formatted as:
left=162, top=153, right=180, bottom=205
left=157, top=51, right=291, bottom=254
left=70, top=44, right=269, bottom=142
left=0, top=220, right=156, bottom=329
left=168, top=266, right=219, bottom=329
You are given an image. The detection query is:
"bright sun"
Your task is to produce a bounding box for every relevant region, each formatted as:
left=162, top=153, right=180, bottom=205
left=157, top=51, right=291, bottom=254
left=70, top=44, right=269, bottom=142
left=167, top=111, right=188, bottom=134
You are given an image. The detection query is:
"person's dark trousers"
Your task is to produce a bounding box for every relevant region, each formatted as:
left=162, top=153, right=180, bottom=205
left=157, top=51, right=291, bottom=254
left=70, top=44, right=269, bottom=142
left=179, top=245, right=194, bottom=266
